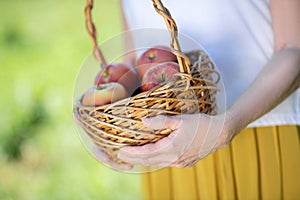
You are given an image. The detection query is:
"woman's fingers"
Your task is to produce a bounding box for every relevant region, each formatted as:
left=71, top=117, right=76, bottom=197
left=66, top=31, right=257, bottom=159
left=171, top=156, right=200, bottom=168
left=118, top=132, right=179, bottom=167
left=117, top=113, right=228, bottom=169
left=142, top=115, right=182, bottom=130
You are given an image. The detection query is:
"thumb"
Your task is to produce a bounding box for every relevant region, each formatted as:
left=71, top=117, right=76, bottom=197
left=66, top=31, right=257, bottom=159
left=142, top=115, right=182, bottom=130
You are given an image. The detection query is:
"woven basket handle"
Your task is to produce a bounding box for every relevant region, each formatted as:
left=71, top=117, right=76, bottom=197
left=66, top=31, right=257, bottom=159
left=85, top=0, right=107, bottom=68
left=151, top=0, right=191, bottom=73
left=84, top=0, right=191, bottom=73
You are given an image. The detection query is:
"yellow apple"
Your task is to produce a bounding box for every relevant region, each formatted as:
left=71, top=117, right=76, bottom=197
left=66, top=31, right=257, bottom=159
left=81, top=83, right=128, bottom=106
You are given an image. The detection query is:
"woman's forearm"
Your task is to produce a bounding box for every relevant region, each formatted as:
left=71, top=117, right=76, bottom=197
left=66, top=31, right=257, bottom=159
left=226, top=46, right=300, bottom=136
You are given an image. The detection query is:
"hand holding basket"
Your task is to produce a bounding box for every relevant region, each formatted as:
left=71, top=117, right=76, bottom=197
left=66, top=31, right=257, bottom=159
left=73, top=0, right=220, bottom=164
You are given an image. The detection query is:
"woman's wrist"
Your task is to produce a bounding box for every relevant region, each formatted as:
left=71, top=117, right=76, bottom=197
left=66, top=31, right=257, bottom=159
left=202, top=111, right=243, bottom=150
left=220, top=109, right=246, bottom=145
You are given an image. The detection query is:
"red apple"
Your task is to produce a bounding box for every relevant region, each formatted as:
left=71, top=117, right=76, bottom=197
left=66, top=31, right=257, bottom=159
left=81, top=82, right=128, bottom=106
left=94, top=63, right=139, bottom=94
left=141, top=62, right=180, bottom=92
left=136, top=46, right=177, bottom=79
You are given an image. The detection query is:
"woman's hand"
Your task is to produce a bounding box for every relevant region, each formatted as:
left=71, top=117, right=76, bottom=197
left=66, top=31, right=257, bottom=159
left=118, top=113, right=232, bottom=168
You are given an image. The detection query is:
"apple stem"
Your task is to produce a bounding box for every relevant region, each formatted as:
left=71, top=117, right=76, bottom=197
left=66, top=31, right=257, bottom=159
left=96, top=84, right=104, bottom=90
left=85, top=0, right=107, bottom=68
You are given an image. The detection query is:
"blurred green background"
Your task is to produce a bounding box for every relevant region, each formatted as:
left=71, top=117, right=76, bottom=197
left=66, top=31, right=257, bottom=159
left=0, top=0, right=141, bottom=199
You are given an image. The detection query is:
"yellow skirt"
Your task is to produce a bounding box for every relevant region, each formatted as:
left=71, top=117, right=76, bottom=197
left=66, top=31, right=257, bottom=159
left=140, top=125, right=300, bottom=200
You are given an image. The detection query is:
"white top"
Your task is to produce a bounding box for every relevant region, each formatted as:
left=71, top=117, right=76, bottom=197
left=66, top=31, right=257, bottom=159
left=121, top=0, right=300, bottom=127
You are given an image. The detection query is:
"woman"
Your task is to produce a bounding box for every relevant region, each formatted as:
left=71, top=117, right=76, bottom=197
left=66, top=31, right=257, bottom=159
left=97, top=0, right=300, bottom=199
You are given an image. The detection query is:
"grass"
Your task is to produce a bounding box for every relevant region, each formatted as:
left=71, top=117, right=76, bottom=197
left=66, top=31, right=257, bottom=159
left=0, top=0, right=141, bottom=199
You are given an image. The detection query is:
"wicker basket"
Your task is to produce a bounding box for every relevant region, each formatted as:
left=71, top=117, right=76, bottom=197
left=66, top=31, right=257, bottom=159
left=73, top=0, right=220, bottom=163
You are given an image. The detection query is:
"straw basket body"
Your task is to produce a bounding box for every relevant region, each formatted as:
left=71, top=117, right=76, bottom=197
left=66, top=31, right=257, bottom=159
left=74, top=0, right=220, bottom=163
left=74, top=50, right=219, bottom=163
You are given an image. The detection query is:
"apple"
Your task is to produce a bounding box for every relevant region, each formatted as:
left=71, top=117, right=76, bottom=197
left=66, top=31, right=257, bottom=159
left=94, top=63, right=139, bottom=94
left=141, top=62, right=180, bottom=92
left=81, top=82, right=128, bottom=106
left=136, top=46, right=177, bottom=78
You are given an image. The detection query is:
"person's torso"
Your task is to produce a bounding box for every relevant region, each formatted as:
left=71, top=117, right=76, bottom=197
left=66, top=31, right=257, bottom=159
left=122, top=0, right=300, bottom=126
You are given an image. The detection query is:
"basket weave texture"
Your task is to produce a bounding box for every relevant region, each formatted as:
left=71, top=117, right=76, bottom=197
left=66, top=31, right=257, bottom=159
left=74, top=50, right=219, bottom=162
left=73, top=0, right=220, bottom=163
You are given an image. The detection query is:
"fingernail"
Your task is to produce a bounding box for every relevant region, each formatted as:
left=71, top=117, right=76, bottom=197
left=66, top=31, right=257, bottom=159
left=142, top=117, right=151, bottom=127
